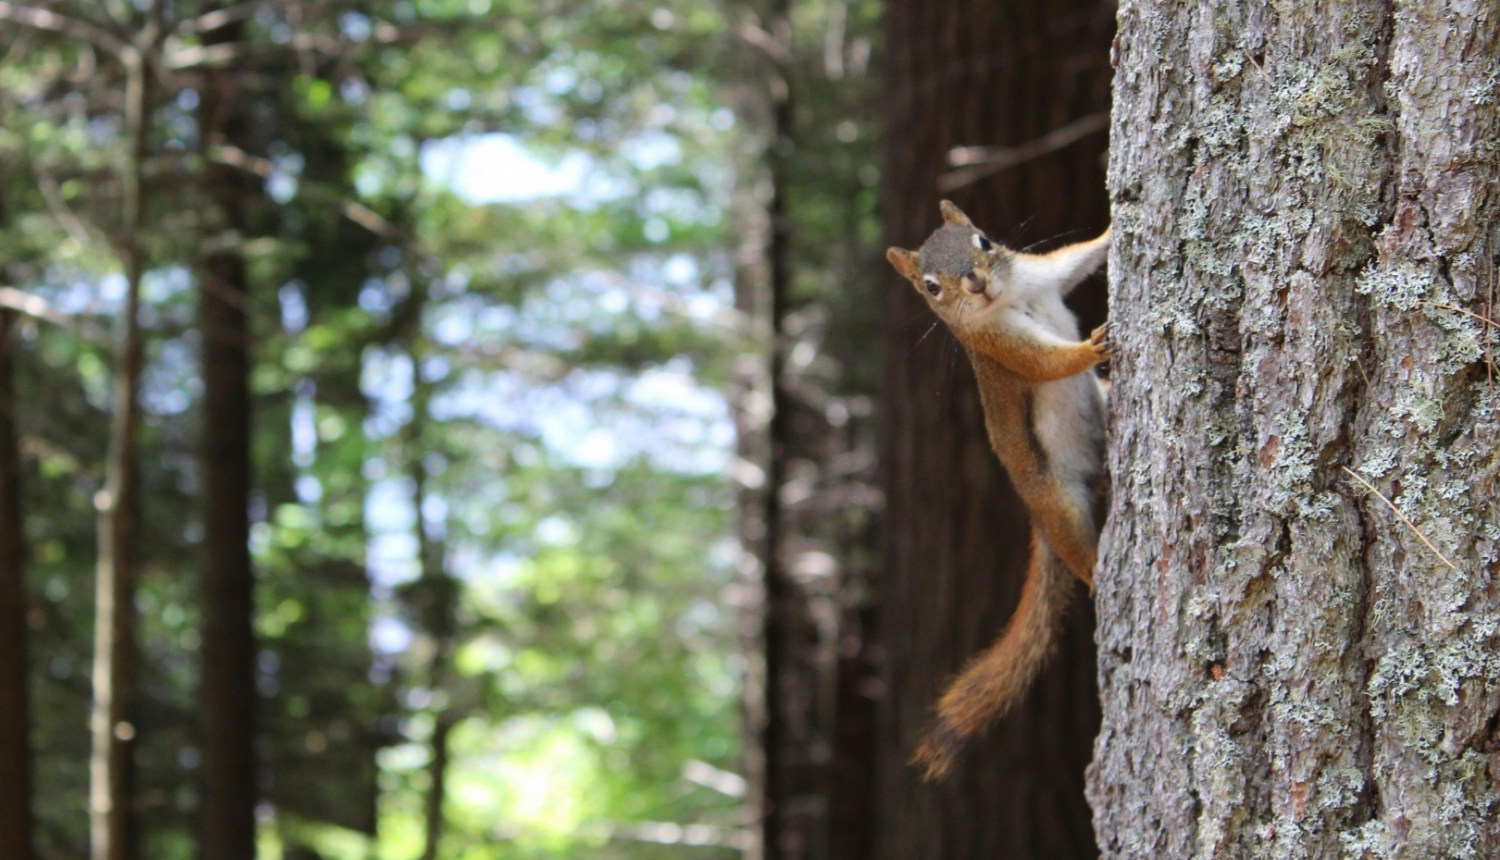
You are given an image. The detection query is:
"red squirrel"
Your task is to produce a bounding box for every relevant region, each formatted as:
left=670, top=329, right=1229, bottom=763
left=887, top=201, right=1110, bottom=780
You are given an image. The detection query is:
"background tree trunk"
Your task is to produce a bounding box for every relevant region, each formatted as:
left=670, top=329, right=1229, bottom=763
left=877, top=0, right=1114, bottom=857
left=1090, top=2, right=1500, bottom=857
left=0, top=307, right=35, bottom=860
left=401, top=326, right=459, bottom=860
left=90, top=52, right=148, bottom=860
left=410, top=428, right=457, bottom=860
left=761, top=0, right=801, bottom=851
left=420, top=715, right=453, bottom=860
left=196, top=13, right=260, bottom=859
left=739, top=2, right=886, bottom=857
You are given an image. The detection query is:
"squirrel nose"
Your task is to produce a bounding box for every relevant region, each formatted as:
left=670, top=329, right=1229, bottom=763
left=967, top=274, right=988, bottom=294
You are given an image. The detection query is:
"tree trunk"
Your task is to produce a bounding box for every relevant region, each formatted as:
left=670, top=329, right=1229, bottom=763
left=196, top=14, right=259, bottom=859
left=732, top=3, right=885, bottom=855
left=421, top=715, right=453, bottom=860
left=759, top=1, right=814, bottom=856
left=731, top=175, right=772, bottom=860
left=405, top=376, right=458, bottom=860
left=90, top=53, right=147, bottom=860
left=0, top=308, right=35, bottom=860
left=1089, top=2, right=1500, bottom=858
left=877, top=0, right=1113, bottom=857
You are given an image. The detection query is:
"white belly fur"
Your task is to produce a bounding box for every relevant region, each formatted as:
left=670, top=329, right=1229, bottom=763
left=1024, top=292, right=1103, bottom=485
left=1034, top=374, right=1103, bottom=485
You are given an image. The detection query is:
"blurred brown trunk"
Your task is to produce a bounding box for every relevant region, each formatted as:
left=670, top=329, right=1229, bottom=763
left=876, top=0, right=1114, bottom=857
left=407, top=379, right=457, bottom=860
left=731, top=178, right=771, bottom=860
left=420, top=715, right=452, bottom=860
left=196, top=13, right=259, bottom=859
left=0, top=308, right=35, bottom=860
left=733, top=3, right=883, bottom=856
left=759, top=0, right=801, bottom=855
left=90, top=52, right=147, bottom=860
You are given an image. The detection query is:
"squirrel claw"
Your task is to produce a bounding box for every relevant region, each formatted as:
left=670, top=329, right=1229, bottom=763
left=1089, top=323, right=1113, bottom=360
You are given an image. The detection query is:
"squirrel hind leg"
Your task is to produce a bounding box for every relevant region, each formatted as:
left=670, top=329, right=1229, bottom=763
left=1028, top=488, right=1099, bottom=589
left=911, top=533, right=1074, bottom=781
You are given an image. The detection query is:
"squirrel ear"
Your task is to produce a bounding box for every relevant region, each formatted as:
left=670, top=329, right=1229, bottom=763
left=886, top=247, right=920, bottom=280
left=938, top=200, right=973, bottom=227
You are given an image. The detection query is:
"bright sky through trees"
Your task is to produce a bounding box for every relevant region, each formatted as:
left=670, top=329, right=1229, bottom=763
left=422, top=135, right=599, bottom=204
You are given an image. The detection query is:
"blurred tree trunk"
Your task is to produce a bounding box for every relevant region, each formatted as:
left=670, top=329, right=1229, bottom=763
left=759, top=0, right=803, bottom=856
left=1089, top=2, right=1500, bottom=857
left=406, top=370, right=458, bottom=860
left=196, top=12, right=259, bottom=860
left=748, top=2, right=884, bottom=858
left=876, top=0, right=1114, bottom=857
left=0, top=306, right=35, bottom=860
left=726, top=5, right=787, bottom=860
left=421, top=715, right=453, bottom=860
left=90, top=51, right=148, bottom=860
left=731, top=165, right=772, bottom=860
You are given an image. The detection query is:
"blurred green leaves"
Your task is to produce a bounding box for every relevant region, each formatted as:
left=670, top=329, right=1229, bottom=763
left=1, top=0, right=880, bottom=855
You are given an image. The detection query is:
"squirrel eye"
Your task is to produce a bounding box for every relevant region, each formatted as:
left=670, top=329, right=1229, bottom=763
left=923, top=277, right=941, bottom=296
left=972, top=234, right=993, bottom=252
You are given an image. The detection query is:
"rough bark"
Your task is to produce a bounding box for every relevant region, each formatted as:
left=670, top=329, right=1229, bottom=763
left=196, top=13, right=259, bottom=859
left=0, top=308, right=35, bottom=860
left=90, top=52, right=147, bottom=860
left=877, top=0, right=1114, bottom=857
left=1090, top=2, right=1500, bottom=858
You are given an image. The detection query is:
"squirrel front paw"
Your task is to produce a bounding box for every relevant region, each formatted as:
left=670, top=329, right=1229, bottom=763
left=1088, top=323, right=1113, bottom=362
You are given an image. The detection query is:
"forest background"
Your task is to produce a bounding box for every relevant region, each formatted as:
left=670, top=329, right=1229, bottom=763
left=1, top=0, right=1117, bottom=859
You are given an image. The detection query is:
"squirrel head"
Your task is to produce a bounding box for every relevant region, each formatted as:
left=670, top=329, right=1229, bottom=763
left=886, top=200, right=1014, bottom=329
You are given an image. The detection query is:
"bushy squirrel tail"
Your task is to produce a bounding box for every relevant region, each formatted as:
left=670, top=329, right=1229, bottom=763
left=912, top=529, right=1075, bottom=781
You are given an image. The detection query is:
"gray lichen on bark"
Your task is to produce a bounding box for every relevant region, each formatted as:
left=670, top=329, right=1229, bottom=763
left=1089, top=1, right=1500, bottom=858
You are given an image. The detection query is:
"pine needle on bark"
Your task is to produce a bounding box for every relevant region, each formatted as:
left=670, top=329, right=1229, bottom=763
left=1340, top=466, right=1459, bottom=571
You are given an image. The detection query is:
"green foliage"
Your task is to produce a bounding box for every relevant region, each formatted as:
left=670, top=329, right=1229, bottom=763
left=6, top=0, right=883, bottom=856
